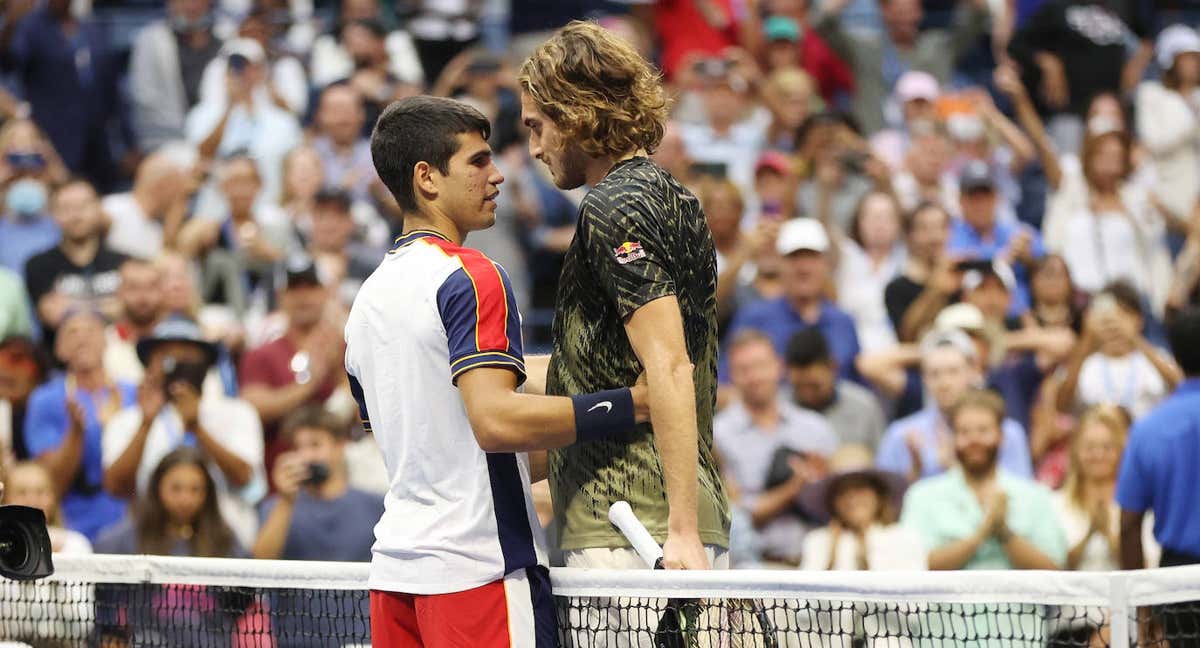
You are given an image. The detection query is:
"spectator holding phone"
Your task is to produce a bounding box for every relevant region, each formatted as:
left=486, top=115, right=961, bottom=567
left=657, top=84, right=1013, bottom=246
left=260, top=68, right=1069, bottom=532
left=946, top=160, right=1044, bottom=317
left=101, top=315, right=265, bottom=547
left=1055, top=282, right=1181, bottom=418
left=252, top=406, right=381, bottom=561
left=885, top=202, right=954, bottom=343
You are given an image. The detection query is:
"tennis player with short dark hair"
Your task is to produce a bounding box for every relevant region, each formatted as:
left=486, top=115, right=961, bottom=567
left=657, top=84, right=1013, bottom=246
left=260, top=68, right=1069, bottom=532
left=519, top=22, right=731, bottom=573
left=347, top=95, right=651, bottom=647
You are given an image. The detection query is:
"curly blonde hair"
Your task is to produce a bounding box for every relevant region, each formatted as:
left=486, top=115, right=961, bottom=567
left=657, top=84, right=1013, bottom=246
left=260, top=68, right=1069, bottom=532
left=518, top=21, right=670, bottom=158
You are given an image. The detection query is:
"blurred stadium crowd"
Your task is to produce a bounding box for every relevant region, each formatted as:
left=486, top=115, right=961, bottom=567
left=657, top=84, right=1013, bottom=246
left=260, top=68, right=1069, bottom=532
left=0, top=0, right=1199, bottom=614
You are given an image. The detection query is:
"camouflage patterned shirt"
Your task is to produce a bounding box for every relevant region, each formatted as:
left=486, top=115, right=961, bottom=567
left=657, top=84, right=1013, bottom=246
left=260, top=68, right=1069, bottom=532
left=545, top=157, right=731, bottom=551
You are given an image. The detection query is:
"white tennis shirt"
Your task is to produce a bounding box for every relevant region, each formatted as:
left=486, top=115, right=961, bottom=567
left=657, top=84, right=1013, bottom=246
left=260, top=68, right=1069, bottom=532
left=345, top=230, right=547, bottom=594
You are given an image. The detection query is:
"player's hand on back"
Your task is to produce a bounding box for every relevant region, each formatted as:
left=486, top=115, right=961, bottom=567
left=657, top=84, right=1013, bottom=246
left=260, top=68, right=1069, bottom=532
left=662, top=532, right=710, bottom=570
left=632, top=371, right=650, bottom=423
left=273, top=452, right=307, bottom=502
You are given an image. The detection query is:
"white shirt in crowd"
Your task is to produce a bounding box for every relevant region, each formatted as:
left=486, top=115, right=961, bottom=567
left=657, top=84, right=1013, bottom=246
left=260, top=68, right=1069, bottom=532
left=102, top=193, right=162, bottom=260
left=1135, top=81, right=1200, bottom=222
left=1075, top=349, right=1170, bottom=419
left=836, top=240, right=905, bottom=353
left=800, top=523, right=928, bottom=571
left=101, top=395, right=267, bottom=549
left=185, top=96, right=303, bottom=205
left=199, top=55, right=310, bottom=117
left=1043, top=157, right=1172, bottom=313
left=1050, top=492, right=1159, bottom=571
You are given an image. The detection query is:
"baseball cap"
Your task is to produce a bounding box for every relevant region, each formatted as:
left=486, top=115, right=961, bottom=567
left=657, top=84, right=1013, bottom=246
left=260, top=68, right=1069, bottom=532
left=754, top=150, right=792, bottom=177
left=959, top=159, right=996, bottom=192
left=764, top=16, right=802, bottom=42
left=222, top=38, right=266, bottom=65
left=934, top=303, right=986, bottom=334
left=895, top=71, right=940, bottom=104
left=962, top=259, right=1017, bottom=294
left=776, top=218, right=829, bottom=255
left=1157, top=24, right=1200, bottom=70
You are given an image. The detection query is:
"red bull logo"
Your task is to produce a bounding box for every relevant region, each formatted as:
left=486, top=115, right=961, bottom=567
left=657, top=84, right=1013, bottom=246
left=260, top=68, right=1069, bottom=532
left=613, top=241, right=646, bottom=265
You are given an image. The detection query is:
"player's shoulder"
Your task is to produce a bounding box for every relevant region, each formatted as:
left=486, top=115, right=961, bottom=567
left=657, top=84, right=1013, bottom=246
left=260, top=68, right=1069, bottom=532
left=582, top=158, right=675, bottom=215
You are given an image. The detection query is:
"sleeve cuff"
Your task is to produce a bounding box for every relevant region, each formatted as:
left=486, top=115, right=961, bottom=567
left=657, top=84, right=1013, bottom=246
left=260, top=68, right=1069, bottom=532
left=451, top=351, right=528, bottom=386
left=614, top=284, right=677, bottom=321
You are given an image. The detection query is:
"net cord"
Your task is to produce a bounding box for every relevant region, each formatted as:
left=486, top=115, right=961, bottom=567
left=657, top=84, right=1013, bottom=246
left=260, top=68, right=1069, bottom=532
left=41, top=555, right=1200, bottom=613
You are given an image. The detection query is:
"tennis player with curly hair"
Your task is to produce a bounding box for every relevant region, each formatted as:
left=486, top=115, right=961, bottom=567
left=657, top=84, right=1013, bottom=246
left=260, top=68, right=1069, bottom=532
left=519, top=21, right=731, bottom=574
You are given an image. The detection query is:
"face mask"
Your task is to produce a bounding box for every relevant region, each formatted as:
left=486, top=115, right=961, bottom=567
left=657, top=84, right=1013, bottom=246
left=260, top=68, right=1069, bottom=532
left=5, top=178, right=47, bottom=216
left=170, top=12, right=213, bottom=35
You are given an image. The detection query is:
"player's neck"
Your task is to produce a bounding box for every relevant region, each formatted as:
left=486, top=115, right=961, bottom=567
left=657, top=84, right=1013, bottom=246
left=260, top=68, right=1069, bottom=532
left=584, top=149, right=646, bottom=187
left=402, top=211, right=464, bottom=246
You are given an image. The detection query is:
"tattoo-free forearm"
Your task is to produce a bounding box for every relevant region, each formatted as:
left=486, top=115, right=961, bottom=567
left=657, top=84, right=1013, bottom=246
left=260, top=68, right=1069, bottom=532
left=37, top=427, right=86, bottom=497
left=648, top=362, right=700, bottom=534
left=251, top=497, right=295, bottom=559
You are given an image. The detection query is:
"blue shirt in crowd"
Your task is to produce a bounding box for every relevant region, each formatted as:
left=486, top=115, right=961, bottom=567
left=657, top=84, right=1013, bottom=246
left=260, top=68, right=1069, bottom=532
left=1116, top=378, right=1200, bottom=557
left=946, top=218, right=1044, bottom=315
left=23, top=375, right=136, bottom=541
left=723, top=297, right=861, bottom=383
left=876, top=406, right=1034, bottom=479
left=260, top=487, right=381, bottom=647
left=0, top=212, right=59, bottom=278
left=259, top=487, right=382, bottom=562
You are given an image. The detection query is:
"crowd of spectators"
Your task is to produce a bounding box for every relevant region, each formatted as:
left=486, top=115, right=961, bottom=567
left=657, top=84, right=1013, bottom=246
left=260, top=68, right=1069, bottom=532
left=0, top=1, right=1199, bottom=640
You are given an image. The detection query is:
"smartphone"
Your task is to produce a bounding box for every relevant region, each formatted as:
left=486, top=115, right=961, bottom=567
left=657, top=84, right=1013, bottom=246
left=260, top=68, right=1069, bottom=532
left=955, top=259, right=993, bottom=274
left=228, top=53, right=249, bottom=74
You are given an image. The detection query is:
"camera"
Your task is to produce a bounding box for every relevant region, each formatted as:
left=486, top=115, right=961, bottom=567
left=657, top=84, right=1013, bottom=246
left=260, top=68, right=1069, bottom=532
left=0, top=505, right=54, bottom=581
left=301, top=462, right=330, bottom=487
left=162, top=356, right=208, bottom=396
left=228, top=53, right=249, bottom=74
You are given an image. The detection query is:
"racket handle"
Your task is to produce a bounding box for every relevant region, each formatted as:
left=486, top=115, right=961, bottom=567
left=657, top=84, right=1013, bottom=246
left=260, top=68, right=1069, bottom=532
left=608, top=501, right=665, bottom=569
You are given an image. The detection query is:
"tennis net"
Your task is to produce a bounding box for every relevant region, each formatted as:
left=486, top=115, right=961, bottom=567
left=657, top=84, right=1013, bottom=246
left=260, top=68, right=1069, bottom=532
left=1, top=554, right=1198, bottom=647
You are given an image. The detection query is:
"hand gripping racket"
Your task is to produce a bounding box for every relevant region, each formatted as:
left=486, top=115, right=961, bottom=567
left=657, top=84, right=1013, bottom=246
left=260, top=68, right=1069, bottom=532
left=607, top=502, right=777, bottom=648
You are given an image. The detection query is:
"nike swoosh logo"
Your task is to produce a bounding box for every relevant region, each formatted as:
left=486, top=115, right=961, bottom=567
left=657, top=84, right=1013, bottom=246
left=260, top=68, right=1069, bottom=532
left=587, top=401, right=613, bottom=414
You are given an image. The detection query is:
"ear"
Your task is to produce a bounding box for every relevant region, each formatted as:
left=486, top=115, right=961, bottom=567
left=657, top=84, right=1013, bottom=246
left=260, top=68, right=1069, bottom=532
left=413, top=160, right=439, bottom=203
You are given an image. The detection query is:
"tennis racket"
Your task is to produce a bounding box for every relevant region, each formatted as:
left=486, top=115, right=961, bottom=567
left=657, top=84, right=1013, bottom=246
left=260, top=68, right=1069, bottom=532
left=607, top=502, right=777, bottom=648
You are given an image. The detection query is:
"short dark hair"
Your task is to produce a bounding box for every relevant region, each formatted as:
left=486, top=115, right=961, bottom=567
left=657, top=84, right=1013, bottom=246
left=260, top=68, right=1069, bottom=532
left=1168, top=306, right=1200, bottom=376
left=371, top=96, right=491, bottom=213
left=314, top=187, right=352, bottom=214
left=281, top=406, right=350, bottom=443
left=786, top=328, right=832, bottom=368
left=1098, top=280, right=1142, bottom=317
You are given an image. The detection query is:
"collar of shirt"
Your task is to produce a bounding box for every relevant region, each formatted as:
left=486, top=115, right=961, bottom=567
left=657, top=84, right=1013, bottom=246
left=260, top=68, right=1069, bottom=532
left=777, top=297, right=835, bottom=326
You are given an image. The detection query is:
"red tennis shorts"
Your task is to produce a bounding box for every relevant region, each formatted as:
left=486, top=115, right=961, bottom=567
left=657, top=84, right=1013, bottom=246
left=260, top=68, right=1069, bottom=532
left=369, top=566, right=556, bottom=647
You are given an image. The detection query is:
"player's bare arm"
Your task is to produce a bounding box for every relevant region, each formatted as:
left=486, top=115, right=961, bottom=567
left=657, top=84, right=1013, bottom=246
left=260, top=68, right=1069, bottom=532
left=522, top=354, right=551, bottom=396
left=625, top=295, right=708, bottom=570
left=458, top=366, right=650, bottom=453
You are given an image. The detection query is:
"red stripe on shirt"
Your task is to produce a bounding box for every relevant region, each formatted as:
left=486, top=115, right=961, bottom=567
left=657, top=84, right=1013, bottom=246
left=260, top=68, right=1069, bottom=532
left=425, top=237, right=510, bottom=353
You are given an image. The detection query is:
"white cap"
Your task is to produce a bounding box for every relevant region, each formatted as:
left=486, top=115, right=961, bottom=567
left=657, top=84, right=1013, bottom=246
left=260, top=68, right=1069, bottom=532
left=962, top=260, right=1017, bottom=294
left=1157, top=24, right=1200, bottom=70
left=934, top=303, right=986, bottom=334
left=895, top=71, right=940, bottom=103
left=222, top=38, right=266, bottom=64
left=776, top=218, right=829, bottom=255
